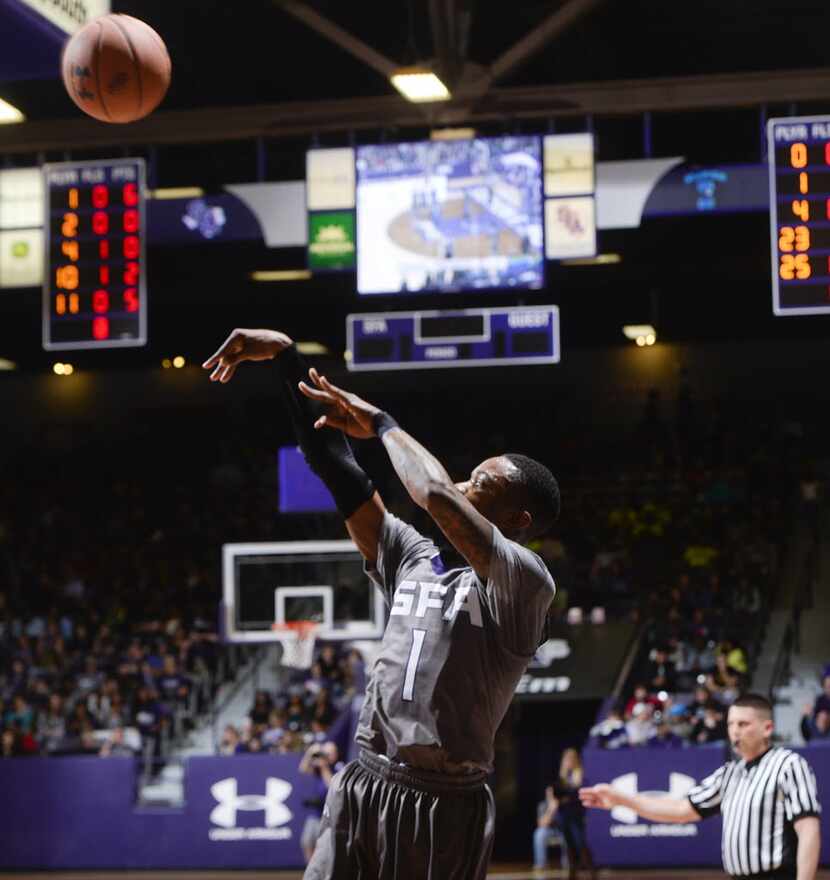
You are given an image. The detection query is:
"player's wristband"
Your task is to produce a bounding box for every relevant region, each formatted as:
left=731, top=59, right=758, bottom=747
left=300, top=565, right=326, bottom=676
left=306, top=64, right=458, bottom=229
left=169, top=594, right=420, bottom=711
left=373, top=411, right=399, bottom=438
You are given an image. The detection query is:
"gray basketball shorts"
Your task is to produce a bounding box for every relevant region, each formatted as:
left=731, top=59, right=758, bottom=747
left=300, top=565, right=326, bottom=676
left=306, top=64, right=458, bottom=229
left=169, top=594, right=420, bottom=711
left=304, top=749, right=495, bottom=880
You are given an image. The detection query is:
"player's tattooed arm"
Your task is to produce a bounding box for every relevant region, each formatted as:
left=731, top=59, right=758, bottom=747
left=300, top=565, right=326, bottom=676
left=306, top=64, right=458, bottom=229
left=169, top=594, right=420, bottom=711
left=381, top=429, right=494, bottom=581
left=298, top=370, right=493, bottom=580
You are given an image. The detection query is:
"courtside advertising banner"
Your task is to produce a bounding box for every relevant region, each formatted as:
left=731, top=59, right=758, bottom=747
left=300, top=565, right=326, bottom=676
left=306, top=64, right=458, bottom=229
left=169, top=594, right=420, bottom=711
left=584, top=745, right=830, bottom=867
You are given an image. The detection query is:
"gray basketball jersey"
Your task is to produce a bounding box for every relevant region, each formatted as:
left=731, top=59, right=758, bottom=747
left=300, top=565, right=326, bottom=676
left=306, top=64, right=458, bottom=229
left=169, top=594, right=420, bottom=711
left=356, top=512, right=555, bottom=773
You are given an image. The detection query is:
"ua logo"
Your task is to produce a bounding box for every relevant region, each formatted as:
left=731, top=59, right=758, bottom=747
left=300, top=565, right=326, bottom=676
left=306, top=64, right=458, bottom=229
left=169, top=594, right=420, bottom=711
left=210, top=777, right=293, bottom=828
left=610, top=772, right=695, bottom=824
left=529, top=638, right=570, bottom=668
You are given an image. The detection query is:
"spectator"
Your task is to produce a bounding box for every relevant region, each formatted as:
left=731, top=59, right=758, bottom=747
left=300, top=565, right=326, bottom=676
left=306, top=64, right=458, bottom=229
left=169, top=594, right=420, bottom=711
left=298, top=741, right=343, bottom=865
left=647, top=720, right=683, bottom=749
left=624, top=684, right=661, bottom=720
left=316, top=645, right=344, bottom=691
left=589, top=707, right=628, bottom=750
left=690, top=700, right=727, bottom=745
left=645, top=645, right=677, bottom=692
left=1, top=727, right=22, bottom=758
left=262, top=710, right=288, bottom=751
left=801, top=706, right=830, bottom=744
left=812, top=675, right=830, bottom=718
left=533, top=785, right=567, bottom=872
left=249, top=690, right=273, bottom=726
left=219, top=724, right=243, bottom=756
left=625, top=702, right=657, bottom=746
left=286, top=692, right=307, bottom=732
left=4, top=694, right=34, bottom=734
left=36, top=693, right=66, bottom=752
left=684, top=685, right=720, bottom=722
left=552, top=749, right=596, bottom=880
left=706, top=653, right=742, bottom=705
left=99, top=726, right=136, bottom=757
left=133, top=686, right=163, bottom=747
left=157, top=655, right=190, bottom=705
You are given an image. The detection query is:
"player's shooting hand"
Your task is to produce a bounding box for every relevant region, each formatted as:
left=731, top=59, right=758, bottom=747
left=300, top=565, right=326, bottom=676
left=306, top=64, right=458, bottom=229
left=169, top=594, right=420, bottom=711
left=202, top=328, right=293, bottom=383
left=578, top=784, right=618, bottom=810
left=298, top=368, right=379, bottom=440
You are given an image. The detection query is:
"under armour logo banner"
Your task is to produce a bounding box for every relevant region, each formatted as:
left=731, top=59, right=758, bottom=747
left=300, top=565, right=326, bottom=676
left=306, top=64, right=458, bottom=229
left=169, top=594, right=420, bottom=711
left=610, top=772, right=695, bottom=826
left=210, top=777, right=293, bottom=829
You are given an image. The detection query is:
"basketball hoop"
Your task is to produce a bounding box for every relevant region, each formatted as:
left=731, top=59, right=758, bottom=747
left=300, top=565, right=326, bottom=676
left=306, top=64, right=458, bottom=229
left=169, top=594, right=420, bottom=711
left=271, top=621, right=319, bottom=670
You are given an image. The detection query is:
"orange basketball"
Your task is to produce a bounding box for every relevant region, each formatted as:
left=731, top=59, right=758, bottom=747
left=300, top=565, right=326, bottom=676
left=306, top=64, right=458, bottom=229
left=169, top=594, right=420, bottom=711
left=61, top=14, right=171, bottom=124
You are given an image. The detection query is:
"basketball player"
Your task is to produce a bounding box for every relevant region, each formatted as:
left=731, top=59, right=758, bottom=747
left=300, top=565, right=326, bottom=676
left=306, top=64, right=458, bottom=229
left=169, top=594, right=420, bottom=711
left=203, top=328, right=560, bottom=880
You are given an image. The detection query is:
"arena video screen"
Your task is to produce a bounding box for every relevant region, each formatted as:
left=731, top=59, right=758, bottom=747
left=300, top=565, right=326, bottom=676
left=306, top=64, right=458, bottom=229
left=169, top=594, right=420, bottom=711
left=356, top=136, right=544, bottom=295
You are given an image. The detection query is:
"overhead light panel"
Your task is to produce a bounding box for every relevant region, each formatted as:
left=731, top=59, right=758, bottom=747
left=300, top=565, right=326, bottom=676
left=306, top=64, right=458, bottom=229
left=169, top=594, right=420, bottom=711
left=296, top=342, right=330, bottom=356
left=562, top=253, right=622, bottom=267
left=0, top=98, right=24, bottom=124
left=431, top=127, right=475, bottom=141
left=150, top=187, right=205, bottom=200
left=390, top=67, right=451, bottom=103
left=622, top=324, right=657, bottom=347
left=0, top=358, right=16, bottom=371
left=250, top=270, right=312, bottom=282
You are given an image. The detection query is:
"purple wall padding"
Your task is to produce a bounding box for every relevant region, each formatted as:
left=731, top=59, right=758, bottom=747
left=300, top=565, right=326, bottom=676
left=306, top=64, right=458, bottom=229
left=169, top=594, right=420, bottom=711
left=0, top=753, right=318, bottom=869
left=584, top=744, right=830, bottom=867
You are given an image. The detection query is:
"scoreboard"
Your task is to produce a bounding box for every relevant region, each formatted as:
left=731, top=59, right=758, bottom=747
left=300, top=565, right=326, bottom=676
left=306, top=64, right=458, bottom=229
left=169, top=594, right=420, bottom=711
left=768, top=116, right=830, bottom=316
left=346, top=305, right=560, bottom=371
left=43, top=158, right=146, bottom=350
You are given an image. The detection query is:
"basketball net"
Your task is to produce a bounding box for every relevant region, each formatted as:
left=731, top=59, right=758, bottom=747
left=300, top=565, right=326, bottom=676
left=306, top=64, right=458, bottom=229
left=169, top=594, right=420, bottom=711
left=271, top=621, right=318, bottom=670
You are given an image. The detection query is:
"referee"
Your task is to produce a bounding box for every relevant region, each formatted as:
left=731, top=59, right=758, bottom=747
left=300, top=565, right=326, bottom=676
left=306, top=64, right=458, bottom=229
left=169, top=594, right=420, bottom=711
left=580, top=693, right=822, bottom=880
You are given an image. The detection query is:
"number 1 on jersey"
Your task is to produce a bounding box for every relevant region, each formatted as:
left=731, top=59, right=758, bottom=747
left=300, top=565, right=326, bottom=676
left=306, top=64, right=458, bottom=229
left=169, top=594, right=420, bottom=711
left=402, top=628, right=427, bottom=702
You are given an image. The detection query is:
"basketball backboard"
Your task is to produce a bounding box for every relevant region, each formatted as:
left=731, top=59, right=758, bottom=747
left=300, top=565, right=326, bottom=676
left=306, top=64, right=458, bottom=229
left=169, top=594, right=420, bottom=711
left=221, top=540, right=386, bottom=643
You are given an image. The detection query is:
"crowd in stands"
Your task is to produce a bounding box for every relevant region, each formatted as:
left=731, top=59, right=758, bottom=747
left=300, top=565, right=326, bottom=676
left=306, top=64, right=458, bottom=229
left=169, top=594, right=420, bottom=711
left=0, top=374, right=821, bottom=763
left=574, top=393, right=805, bottom=749
left=0, top=590, right=225, bottom=760
left=219, top=643, right=366, bottom=756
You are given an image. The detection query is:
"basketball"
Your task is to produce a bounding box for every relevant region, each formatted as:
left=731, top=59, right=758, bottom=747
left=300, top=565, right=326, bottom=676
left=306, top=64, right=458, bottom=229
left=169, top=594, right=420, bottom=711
left=61, top=14, right=171, bottom=124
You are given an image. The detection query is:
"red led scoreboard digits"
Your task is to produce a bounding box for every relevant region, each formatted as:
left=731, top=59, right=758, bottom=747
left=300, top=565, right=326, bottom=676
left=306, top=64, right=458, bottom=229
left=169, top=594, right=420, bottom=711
left=43, top=158, right=146, bottom=350
left=768, top=116, right=830, bottom=315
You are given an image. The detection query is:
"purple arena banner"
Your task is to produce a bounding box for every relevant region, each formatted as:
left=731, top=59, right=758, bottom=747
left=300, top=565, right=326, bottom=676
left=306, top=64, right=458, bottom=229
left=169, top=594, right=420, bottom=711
left=584, top=744, right=830, bottom=868
left=1, top=746, right=829, bottom=869
left=0, top=754, right=318, bottom=870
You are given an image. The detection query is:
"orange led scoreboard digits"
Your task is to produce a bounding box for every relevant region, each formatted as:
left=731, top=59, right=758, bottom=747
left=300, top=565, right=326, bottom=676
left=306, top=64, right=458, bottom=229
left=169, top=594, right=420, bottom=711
left=42, top=158, right=146, bottom=350
left=768, top=115, right=830, bottom=315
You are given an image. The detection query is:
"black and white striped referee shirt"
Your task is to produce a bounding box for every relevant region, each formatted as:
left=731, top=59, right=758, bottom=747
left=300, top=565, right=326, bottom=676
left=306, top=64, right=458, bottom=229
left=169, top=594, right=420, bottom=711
left=687, top=746, right=821, bottom=878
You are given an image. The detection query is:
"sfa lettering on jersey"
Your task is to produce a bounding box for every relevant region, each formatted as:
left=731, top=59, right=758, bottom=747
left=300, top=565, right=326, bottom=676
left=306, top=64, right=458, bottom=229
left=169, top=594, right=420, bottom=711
left=390, top=580, right=483, bottom=628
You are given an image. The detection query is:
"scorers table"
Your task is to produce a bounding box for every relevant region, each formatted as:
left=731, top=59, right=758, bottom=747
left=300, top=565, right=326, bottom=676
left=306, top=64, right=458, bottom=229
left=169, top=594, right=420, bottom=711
left=768, top=115, right=830, bottom=315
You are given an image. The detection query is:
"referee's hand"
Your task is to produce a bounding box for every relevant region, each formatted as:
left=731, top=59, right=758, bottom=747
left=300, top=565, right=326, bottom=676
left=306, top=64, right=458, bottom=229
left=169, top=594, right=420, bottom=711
left=579, top=784, right=618, bottom=810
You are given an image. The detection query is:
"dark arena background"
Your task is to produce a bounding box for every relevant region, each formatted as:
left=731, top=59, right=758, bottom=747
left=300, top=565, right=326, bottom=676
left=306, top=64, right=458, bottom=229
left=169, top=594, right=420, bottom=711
left=3, top=1, right=830, bottom=878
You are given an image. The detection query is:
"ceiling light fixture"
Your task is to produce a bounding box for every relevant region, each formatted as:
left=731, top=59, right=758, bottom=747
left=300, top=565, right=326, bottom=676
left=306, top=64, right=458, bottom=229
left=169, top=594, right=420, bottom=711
left=622, top=324, right=657, bottom=346
left=296, top=342, right=329, bottom=356
left=0, top=98, right=24, bottom=125
left=562, top=253, right=622, bottom=267
left=150, top=187, right=205, bottom=200
left=250, top=270, right=312, bottom=282
left=390, top=67, right=451, bottom=103
left=0, top=358, right=17, bottom=371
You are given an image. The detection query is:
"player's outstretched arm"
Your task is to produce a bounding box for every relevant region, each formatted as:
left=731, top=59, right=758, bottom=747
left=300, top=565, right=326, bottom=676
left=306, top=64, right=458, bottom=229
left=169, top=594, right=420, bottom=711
left=579, top=784, right=700, bottom=824
left=202, top=327, right=293, bottom=381
left=203, top=330, right=386, bottom=565
left=300, top=371, right=494, bottom=581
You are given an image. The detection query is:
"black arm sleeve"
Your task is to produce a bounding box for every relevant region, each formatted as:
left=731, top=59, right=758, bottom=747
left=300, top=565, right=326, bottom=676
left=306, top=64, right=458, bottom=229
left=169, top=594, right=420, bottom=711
left=275, top=345, right=375, bottom=519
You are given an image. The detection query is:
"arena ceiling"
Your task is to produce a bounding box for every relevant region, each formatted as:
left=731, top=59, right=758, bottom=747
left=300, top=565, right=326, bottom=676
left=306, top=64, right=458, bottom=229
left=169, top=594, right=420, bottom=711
left=2, top=0, right=830, bottom=370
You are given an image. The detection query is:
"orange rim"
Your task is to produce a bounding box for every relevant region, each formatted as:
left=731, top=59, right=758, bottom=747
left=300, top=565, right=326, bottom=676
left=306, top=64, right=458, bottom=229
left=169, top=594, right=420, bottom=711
left=270, top=620, right=319, bottom=639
